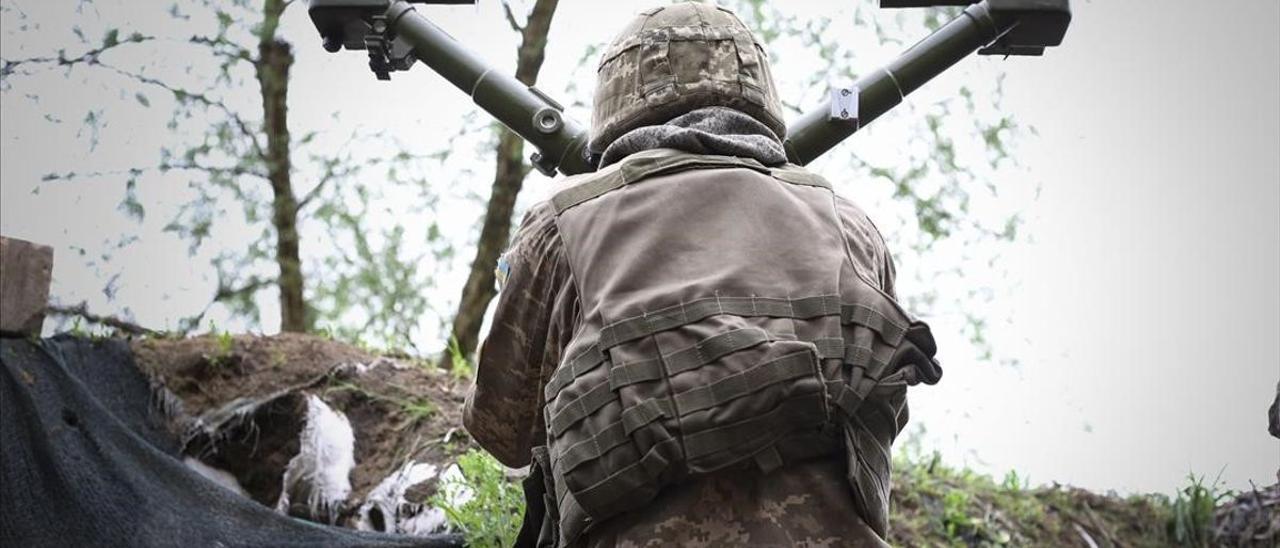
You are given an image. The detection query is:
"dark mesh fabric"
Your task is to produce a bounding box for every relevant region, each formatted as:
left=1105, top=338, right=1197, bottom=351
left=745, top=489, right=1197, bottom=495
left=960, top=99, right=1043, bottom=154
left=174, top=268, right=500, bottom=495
left=0, top=336, right=461, bottom=548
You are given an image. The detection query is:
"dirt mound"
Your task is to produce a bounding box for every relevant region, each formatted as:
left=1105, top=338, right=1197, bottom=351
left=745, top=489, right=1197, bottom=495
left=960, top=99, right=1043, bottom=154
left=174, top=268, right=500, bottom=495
left=1215, top=483, right=1280, bottom=547
left=131, top=333, right=1277, bottom=544
left=132, top=334, right=473, bottom=526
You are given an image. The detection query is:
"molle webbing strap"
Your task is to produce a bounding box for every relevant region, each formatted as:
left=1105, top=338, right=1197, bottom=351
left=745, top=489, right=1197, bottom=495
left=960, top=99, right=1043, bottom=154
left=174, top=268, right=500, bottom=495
left=544, top=343, right=605, bottom=401
left=555, top=350, right=818, bottom=477
left=841, top=304, right=907, bottom=346
left=665, top=327, right=770, bottom=374
left=682, top=391, right=827, bottom=460
left=543, top=297, right=902, bottom=403
left=830, top=381, right=877, bottom=417
left=549, top=375, right=676, bottom=439
left=813, top=337, right=845, bottom=360
left=606, top=357, right=665, bottom=391
left=609, top=328, right=770, bottom=391
left=673, top=350, right=816, bottom=414
left=825, top=343, right=895, bottom=418
left=571, top=437, right=681, bottom=518
left=550, top=331, right=769, bottom=437
left=845, top=344, right=894, bottom=384
left=549, top=381, right=615, bottom=437
left=621, top=398, right=676, bottom=434
left=598, top=295, right=841, bottom=349
left=554, top=398, right=675, bottom=476
left=551, top=151, right=771, bottom=214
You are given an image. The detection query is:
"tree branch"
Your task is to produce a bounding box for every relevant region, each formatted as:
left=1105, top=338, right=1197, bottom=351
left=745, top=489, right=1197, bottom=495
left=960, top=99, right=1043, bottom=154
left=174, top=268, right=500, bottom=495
left=0, top=32, right=154, bottom=80
left=47, top=302, right=162, bottom=336
left=514, top=0, right=559, bottom=84
left=501, top=1, right=524, bottom=33
left=297, top=163, right=357, bottom=210
left=188, top=34, right=255, bottom=64
left=98, top=63, right=267, bottom=161
left=213, top=276, right=278, bottom=303
left=41, top=161, right=267, bottom=183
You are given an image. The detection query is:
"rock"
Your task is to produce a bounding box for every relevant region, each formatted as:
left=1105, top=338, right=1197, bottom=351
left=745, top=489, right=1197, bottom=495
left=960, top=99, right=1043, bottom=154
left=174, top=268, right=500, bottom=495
left=0, top=236, right=53, bottom=336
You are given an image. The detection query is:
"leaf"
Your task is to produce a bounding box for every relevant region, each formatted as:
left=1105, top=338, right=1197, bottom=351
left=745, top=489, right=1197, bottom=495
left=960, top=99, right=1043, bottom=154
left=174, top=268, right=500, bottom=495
left=102, top=28, right=120, bottom=48
left=119, top=178, right=146, bottom=222
left=134, top=92, right=150, bottom=107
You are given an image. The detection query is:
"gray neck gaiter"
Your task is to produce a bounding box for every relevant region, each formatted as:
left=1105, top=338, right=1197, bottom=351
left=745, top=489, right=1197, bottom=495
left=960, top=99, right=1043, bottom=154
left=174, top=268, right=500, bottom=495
left=598, top=106, right=788, bottom=169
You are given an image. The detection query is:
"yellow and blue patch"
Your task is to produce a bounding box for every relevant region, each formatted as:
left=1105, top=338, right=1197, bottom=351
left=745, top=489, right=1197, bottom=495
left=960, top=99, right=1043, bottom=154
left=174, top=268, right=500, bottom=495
left=494, top=254, right=512, bottom=292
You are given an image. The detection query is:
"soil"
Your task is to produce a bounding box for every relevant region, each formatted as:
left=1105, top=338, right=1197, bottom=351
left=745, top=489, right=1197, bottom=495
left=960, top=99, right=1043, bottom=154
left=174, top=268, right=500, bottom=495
left=132, top=333, right=474, bottom=503
left=129, top=333, right=1278, bottom=544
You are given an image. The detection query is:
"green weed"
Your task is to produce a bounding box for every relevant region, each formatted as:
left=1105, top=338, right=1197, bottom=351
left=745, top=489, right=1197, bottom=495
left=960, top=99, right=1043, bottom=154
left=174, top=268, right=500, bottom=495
left=325, top=381, right=437, bottom=428
left=430, top=450, right=524, bottom=548
left=447, top=336, right=473, bottom=379
left=206, top=320, right=235, bottom=367
left=1168, top=472, right=1230, bottom=547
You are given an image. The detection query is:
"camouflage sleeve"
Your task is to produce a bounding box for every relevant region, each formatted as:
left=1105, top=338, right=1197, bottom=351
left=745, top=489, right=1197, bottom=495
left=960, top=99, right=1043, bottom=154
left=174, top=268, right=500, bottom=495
left=834, top=196, right=897, bottom=298
left=464, top=201, right=578, bottom=467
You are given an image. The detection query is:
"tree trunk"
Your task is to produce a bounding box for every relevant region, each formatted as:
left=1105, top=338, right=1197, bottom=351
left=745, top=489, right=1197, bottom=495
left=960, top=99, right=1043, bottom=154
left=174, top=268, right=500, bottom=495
left=447, top=0, right=560, bottom=358
left=257, top=0, right=306, bottom=333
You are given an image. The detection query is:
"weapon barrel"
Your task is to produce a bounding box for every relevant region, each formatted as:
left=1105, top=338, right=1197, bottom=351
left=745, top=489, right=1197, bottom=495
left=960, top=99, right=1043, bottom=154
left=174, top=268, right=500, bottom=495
left=784, top=1, right=1013, bottom=165
left=386, top=1, right=593, bottom=175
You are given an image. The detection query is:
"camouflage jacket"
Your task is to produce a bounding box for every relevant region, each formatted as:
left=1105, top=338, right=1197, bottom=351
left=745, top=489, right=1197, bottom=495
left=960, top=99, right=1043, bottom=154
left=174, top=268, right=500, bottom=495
left=465, top=181, right=906, bottom=547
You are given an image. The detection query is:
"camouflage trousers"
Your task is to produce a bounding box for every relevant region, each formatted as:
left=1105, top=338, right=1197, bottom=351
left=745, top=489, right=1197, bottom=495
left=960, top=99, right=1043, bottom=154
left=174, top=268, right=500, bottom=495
left=580, top=458, right=890, bottom=548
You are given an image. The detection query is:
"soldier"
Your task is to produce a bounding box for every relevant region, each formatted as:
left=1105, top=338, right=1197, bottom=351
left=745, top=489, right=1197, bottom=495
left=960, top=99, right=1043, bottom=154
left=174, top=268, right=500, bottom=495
left=465, top=3, right=942, bottom=546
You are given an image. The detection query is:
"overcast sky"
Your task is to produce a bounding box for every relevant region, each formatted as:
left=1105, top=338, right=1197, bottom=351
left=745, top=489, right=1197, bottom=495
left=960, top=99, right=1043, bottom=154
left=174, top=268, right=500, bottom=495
left=2, top=0, right=1277, bottom=495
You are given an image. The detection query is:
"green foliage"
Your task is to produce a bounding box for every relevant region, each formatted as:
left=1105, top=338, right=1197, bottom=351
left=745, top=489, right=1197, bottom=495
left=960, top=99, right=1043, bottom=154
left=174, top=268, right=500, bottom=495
left=69, top=317, right=87, bottom=339
left=940, top=488, right=978, bottom=542
left=1168, top=472, right=1231, bottom=547
left=447, top=336, right=473, bottom=379
left=889, top=450, right=1181, bottom=547
left=206, top=320, right=235, bottom=367
left=4, top=0, right=454, bottom=349
left=430, top=450, right=524, bottom=548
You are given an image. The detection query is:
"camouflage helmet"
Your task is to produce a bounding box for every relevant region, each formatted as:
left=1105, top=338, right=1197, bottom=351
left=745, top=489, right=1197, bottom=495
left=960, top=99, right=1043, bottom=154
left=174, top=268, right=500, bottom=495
left=589, top=2, right=787, bottom=154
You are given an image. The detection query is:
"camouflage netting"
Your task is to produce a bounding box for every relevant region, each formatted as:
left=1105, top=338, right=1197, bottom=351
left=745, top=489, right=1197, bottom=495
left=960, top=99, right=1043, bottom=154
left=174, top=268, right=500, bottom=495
left=0, top=336, right=460, bottom=547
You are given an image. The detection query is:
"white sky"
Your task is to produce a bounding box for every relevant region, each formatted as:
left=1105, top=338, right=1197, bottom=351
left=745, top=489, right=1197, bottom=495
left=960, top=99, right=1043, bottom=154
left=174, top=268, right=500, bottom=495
left=2, top=0, right=1277, bottom=495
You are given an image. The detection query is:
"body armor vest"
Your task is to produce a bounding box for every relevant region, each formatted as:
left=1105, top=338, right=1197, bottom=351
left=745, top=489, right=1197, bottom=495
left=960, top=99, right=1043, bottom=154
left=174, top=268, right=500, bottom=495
left=536, top=148, right=941, bottom=545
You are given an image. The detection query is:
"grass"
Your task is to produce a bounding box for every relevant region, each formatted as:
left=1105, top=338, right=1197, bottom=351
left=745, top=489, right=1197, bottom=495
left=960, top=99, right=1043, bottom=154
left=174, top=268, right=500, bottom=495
left=885, top=451, right=1256, bottom=547
left=323, top=381, right=438, bottom=428
left=204, top=321, right=236, bottom=368
left=446, top=336, right=473, bottom=380
left=420, top=444, right=1215, bottom=548
left=1167, top=472, right=1232, bottom=548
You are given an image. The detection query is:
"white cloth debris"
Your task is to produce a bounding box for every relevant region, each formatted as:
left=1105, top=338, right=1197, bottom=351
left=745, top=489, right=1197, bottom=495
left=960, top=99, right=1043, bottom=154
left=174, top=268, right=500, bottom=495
left=274, top=395, right=356, bottom=524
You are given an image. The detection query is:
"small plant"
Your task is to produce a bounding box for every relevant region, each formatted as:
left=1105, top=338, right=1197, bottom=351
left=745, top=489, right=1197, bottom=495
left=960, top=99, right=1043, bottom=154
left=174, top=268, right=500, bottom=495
left=70, top=316, right=87, bottom=338
left=430, top=450, right=524, bottom=548
left=941, top=488, right=976, bottom=541
left=1168, top=472, right=1231, bottom=547
left=400, top=397, right=438, bottom=426
left=1001, top=469, right=1027, bottom=493
left=325, top=381, right=437, bottom=428
left=447, top=336, right=474, bottom=379
left=206, top=320, right=235, bottom=367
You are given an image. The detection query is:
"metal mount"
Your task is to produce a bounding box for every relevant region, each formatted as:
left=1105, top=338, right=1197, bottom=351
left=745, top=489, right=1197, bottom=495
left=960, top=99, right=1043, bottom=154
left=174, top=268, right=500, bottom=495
left=307, top=0, right=1071, bottom=175
left=881, top=0, right=1071, bottom=57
